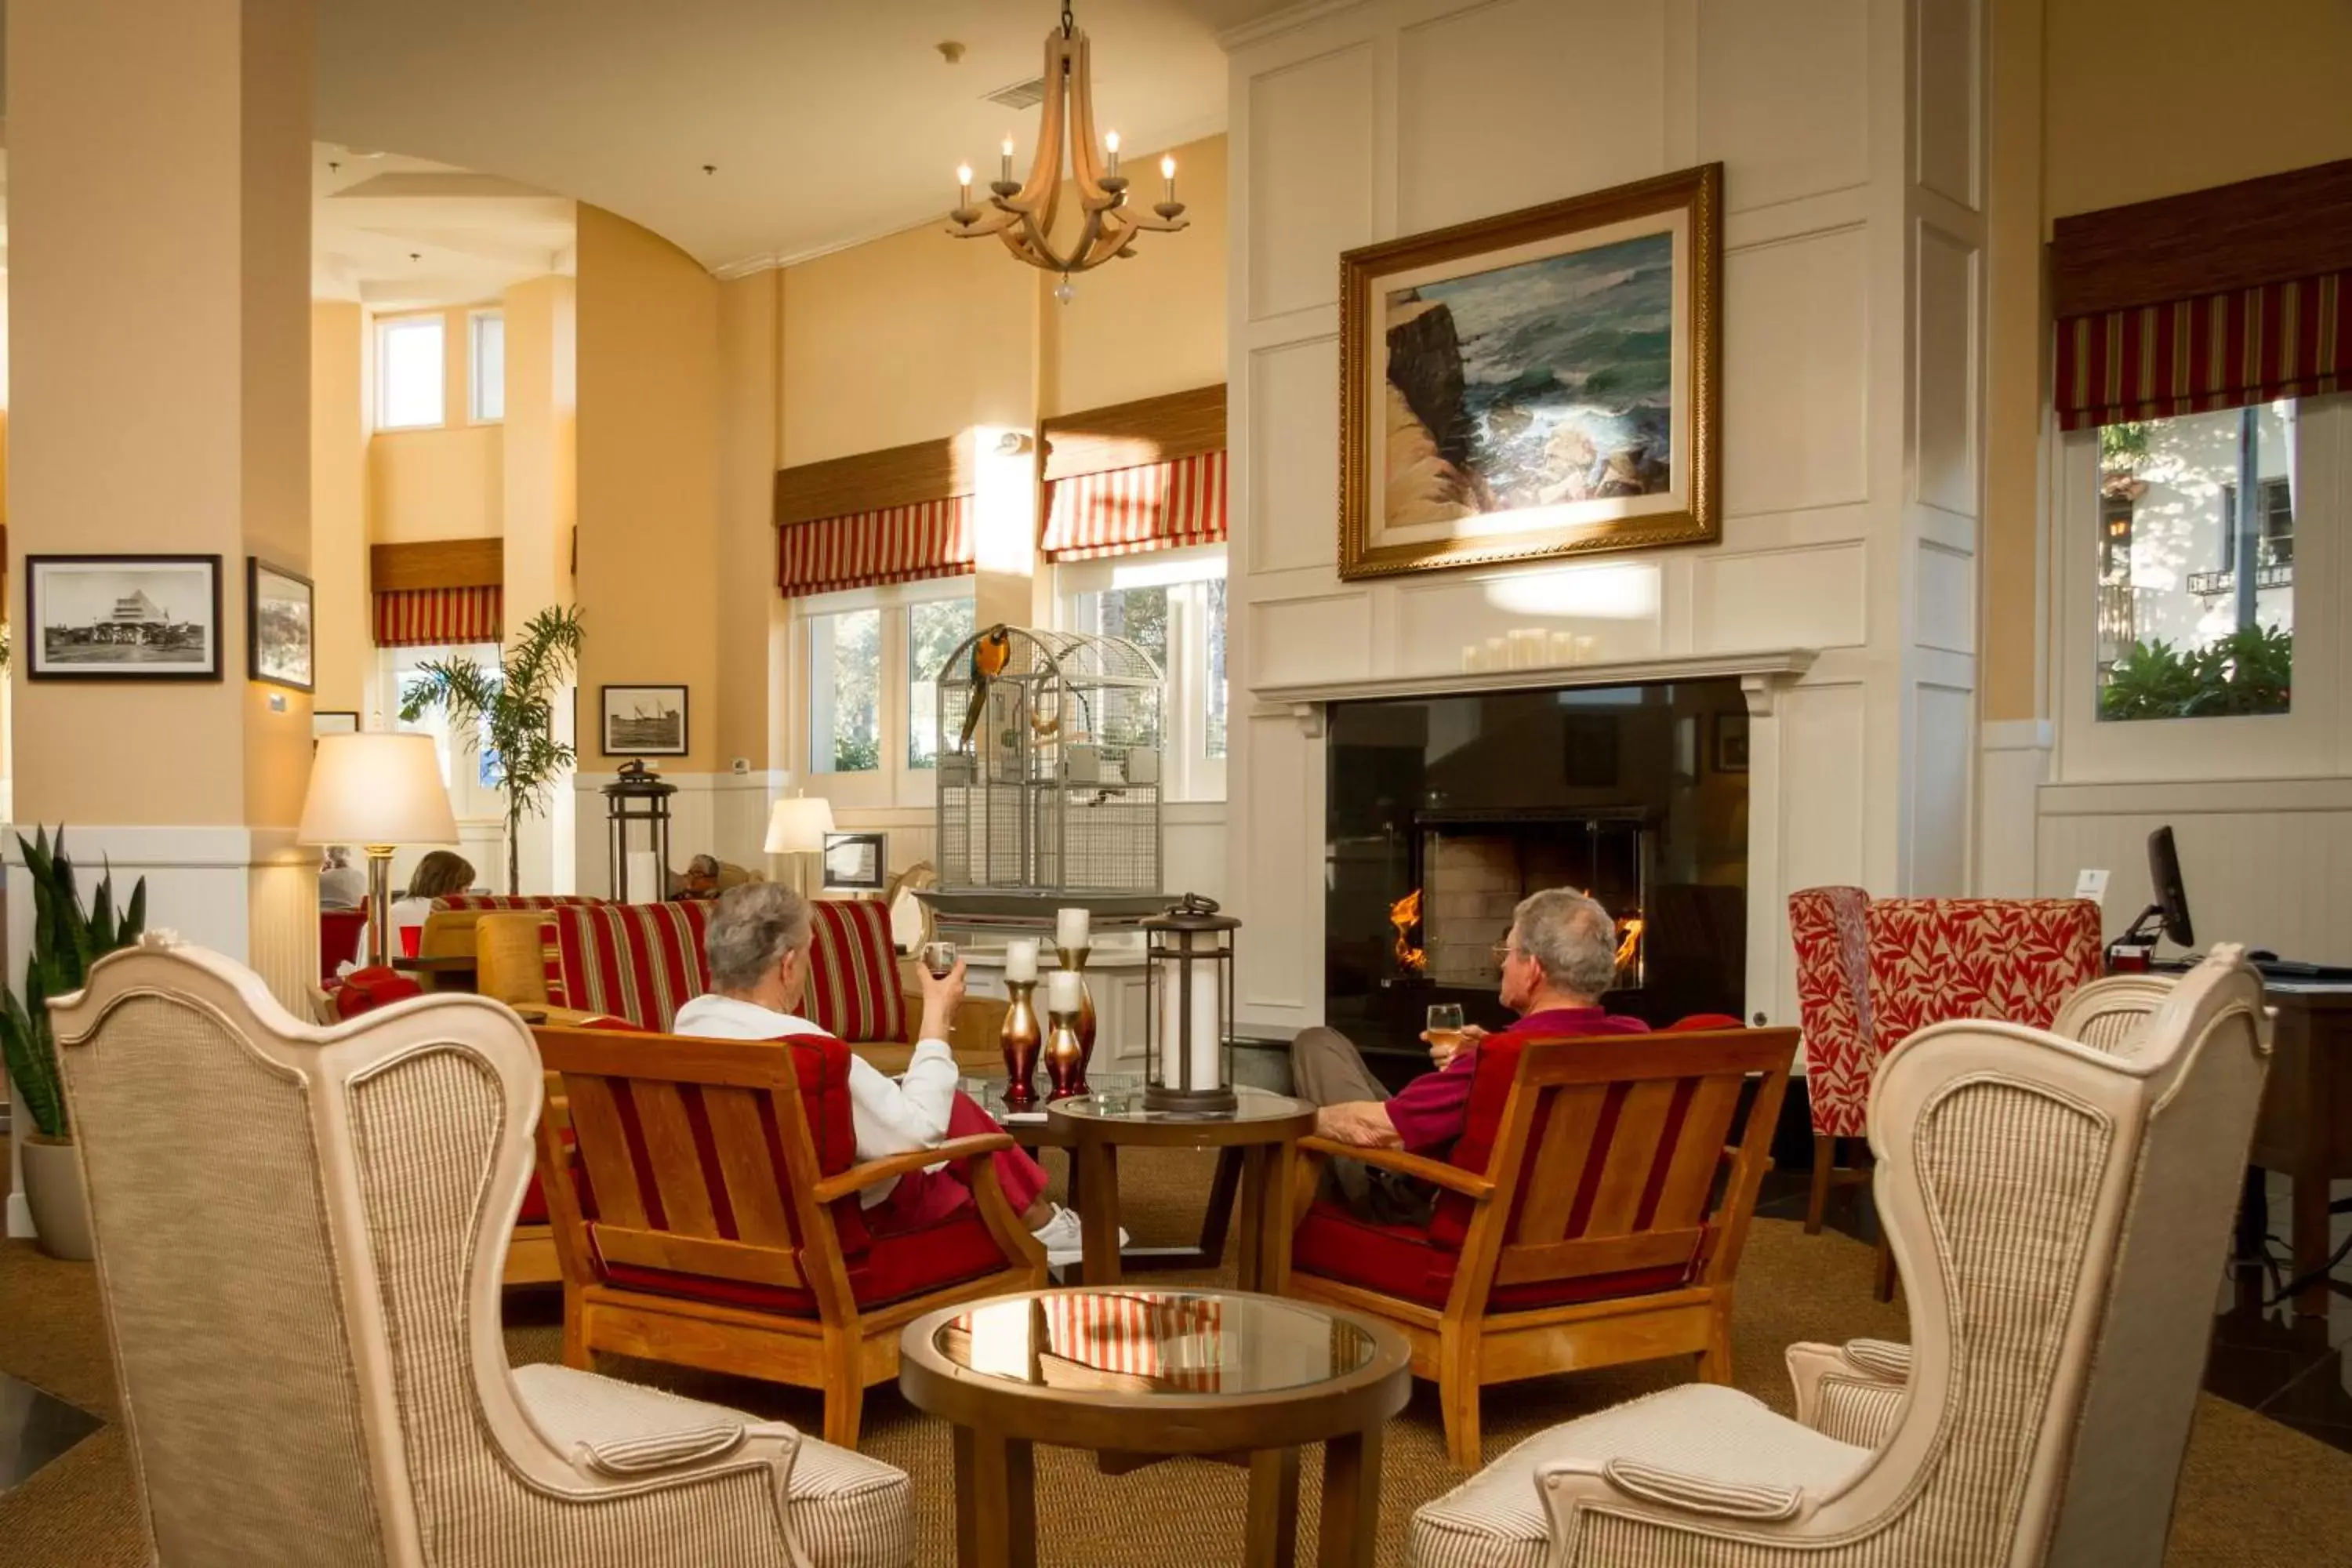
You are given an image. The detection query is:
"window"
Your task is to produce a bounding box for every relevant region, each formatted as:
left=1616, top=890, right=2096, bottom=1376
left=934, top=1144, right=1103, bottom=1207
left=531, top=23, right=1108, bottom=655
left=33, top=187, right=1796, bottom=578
left=379, top=642, right=504, bottom=822
left=470, top=311, right=505, bottom=423
left=808, top=607, right=882, bottom=773
left=2093, top=403, right=2294, bottom=722
left=377, top=316, right=445, bottom=430
left=907, top=597, right=977, bottom=768
left=1062, top=546, right=1227, bottom=798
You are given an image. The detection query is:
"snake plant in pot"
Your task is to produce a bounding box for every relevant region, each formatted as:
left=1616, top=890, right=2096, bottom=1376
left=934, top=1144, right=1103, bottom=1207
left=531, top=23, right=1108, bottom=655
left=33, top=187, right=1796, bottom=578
left=1, top=827, right=146, bottom=1259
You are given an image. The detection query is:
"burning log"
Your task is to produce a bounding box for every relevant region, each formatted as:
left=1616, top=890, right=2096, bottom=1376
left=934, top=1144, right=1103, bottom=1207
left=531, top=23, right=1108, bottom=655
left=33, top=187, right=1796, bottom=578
left=1389, top=889, right=1426, bottom=973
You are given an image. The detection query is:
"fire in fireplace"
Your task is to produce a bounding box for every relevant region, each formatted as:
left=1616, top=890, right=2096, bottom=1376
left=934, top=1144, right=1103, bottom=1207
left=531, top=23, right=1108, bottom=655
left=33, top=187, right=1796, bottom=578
left=1325, top=681, right=1748, bottom=1058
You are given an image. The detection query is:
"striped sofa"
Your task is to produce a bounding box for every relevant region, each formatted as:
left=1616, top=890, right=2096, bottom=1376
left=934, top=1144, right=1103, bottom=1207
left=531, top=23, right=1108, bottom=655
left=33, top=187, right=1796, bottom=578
left=419, top=892, right=606, bottom=963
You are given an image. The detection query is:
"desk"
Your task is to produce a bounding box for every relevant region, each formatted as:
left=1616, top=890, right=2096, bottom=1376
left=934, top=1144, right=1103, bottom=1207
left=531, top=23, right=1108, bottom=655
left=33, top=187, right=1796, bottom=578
left=2252, top=982, right=2352, bottom=1316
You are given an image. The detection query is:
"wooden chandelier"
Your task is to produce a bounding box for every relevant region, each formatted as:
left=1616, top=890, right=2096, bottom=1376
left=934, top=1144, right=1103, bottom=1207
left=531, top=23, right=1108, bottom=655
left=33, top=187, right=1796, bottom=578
left=946, top=7, right=1188, bottom=281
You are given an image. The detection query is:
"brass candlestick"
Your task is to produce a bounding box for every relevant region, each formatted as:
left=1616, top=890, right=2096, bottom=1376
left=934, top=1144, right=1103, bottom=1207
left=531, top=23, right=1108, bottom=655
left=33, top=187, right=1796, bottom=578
left=1057, top=944, right=1097, bottom=1094
left=1043, top=1008, right=1086, bottom=1101
left=1000, top=978, right=1043, bottom=1109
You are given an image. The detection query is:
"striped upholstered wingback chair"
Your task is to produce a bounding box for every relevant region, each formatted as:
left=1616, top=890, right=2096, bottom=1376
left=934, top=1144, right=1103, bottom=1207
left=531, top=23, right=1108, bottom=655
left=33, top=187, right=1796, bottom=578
left=50, top=936, right=913, bottom=1568
left=1407, top=947, right=2270, bottom=1568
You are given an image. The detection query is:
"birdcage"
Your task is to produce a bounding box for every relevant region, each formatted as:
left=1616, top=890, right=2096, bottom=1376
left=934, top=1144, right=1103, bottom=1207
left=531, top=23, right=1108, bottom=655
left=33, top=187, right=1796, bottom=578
left=933, top=625, right=1163, bottom=909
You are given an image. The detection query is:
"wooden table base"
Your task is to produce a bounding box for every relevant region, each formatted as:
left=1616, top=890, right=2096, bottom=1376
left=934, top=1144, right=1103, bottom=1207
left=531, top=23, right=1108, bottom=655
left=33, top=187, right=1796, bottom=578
left=951, top=1425, right=1385, bottom=1568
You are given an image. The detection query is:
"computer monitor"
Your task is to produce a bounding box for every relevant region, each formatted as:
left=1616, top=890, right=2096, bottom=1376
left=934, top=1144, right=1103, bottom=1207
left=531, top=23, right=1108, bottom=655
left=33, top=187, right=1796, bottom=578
left=2146, top=826, right=2194, bottom=948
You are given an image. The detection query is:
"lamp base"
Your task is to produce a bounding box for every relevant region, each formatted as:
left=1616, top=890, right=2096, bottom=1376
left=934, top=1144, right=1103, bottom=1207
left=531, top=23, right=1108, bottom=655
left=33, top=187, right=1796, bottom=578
left=1144, top=1083, right=1237, bottom=1119
left=365, top=844, right=397, bottom=970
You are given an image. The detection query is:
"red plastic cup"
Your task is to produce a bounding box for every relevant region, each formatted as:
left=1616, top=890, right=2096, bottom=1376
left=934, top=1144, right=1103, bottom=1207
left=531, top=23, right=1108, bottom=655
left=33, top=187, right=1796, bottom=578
left=399, top=924, right=423, bottom=959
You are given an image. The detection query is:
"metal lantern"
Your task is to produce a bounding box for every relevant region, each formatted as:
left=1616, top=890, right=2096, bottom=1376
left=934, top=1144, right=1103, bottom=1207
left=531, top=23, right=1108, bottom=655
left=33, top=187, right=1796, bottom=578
left=602, top=767, right=677, bottom=902
left=1143, top=893, right=1238, bottom=1116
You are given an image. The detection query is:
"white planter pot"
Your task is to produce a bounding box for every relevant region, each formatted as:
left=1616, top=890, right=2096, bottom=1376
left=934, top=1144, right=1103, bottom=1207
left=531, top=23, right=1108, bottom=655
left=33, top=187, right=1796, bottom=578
left=20, top=1132, right=93, bottom=1261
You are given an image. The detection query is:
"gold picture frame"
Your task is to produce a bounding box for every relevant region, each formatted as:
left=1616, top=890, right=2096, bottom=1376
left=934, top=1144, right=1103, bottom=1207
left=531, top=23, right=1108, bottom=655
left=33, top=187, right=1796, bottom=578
left=1339, top=163, right=1722, bottom=580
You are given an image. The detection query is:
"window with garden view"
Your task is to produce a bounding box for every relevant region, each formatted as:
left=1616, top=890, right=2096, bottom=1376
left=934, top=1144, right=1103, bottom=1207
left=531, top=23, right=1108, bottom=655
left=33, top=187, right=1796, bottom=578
left=809, top=607, right=881, bottom=772
left=2094, top=401, right=2295, bottom=721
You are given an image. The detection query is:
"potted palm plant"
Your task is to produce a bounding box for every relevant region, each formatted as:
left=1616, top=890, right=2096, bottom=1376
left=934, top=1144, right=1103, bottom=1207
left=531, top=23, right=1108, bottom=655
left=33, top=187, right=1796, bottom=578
left=397, top=604, right=585, bottom=895
left=1, top=827, right=147, bottom=1260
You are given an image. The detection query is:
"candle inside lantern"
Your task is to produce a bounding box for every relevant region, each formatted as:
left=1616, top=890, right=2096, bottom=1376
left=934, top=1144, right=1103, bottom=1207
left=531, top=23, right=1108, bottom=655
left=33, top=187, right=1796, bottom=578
left=1004, top=938, right=1039, bottom=984
left=1047, top=969, right=1082, bottom=1017
left=626, top=850, right=660, bottom=902
left=1055, top=906, right=1091, bottom=952
left=1156, top=956, right=1223, bottom=1091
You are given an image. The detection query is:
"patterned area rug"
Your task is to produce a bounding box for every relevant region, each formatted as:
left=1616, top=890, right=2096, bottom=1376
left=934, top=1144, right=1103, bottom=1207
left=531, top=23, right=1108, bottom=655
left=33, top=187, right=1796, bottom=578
left=3, top=1144, right=2349, bottom=1566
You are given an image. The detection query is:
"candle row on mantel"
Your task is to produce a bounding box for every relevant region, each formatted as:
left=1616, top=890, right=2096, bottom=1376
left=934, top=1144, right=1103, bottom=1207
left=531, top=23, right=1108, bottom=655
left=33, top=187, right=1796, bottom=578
left=1462, top=630, right=1599, bottom=673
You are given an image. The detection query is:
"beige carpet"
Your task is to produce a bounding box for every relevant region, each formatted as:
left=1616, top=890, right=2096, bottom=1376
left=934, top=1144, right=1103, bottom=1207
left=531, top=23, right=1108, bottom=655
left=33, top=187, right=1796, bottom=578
left=5, top=1145, right=2350, bottom=1566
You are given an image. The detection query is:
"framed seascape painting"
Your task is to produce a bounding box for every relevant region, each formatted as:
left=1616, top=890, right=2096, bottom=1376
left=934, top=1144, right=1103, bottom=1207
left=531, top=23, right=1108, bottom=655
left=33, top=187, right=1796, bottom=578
left=601, top=684, right=689, bottom=757
left=247, top=558, right=314, bottom=692
left=1339, top=163, right=1722, bottom=580
left=26, top=554, right=223, bottom=681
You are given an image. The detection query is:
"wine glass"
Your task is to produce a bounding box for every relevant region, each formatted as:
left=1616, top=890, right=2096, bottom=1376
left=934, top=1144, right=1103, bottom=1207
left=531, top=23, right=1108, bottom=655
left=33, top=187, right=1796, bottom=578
left=921, top=940, right=959, bottom=978
left=1425, top=1003, right=1466, bottom=1064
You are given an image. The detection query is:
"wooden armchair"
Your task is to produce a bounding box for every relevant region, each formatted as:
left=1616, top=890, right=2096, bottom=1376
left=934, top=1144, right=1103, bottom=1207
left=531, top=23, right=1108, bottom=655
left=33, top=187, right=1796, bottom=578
left=1287, top=1025, right=1799, bottom=1468
left=534, top=1023, right=1047, bottom=1449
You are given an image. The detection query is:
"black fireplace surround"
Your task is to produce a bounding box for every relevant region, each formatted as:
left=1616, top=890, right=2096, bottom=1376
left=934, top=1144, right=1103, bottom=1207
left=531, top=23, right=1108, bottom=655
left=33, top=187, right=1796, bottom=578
left=1325, top=679, right=1749, bottom=1064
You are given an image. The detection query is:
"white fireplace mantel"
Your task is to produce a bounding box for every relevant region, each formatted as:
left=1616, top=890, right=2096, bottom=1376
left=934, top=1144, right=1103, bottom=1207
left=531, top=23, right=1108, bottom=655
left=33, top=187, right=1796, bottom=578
left=1252, top=649, right=1819, bottom=737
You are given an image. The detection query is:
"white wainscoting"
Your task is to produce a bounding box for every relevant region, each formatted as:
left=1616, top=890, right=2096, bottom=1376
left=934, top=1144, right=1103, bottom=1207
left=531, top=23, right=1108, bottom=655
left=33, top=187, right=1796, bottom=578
left=1224, top=0, right=1987, bottom=1033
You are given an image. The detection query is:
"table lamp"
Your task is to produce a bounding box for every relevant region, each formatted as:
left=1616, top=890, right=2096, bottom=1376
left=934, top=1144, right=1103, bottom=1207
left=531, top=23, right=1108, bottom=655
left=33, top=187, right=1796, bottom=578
left=298, top=732, right=460, bottom=969
left=764, top=794, right=836, bottom=898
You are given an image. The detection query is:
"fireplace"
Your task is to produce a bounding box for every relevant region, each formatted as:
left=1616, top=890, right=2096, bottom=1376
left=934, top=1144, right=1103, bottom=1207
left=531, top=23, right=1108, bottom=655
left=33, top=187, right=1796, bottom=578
left=1327, top=680, right=1748, bottom=1055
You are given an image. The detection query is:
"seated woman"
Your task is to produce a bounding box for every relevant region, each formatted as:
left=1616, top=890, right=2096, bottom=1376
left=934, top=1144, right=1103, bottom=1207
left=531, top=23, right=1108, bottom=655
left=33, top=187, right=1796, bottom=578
left=673, top=881, right=1087, bottom=1264
left=355, top=849, right=476, bottom=965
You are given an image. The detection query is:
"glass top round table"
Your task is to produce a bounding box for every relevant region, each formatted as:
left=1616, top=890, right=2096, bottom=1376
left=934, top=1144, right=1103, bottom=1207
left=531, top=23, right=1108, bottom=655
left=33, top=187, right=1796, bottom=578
left=933, top=1287, right=1379, bottom=1396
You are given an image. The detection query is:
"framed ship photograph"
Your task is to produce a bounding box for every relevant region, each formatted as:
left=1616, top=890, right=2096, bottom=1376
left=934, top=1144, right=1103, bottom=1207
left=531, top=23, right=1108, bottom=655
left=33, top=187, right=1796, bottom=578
left=600, top=684, right=688, bottom=757
left=1338, top=163, right=1722, bottom=580
left=25, top=554, right=224, bottom=681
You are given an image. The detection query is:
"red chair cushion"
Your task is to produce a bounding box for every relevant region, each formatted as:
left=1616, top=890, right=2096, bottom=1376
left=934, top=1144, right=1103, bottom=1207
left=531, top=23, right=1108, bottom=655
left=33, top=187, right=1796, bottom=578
left=1293, top=1200, right=1695, bottom=1312
left=332, top=966, right=424, bottom=1019
left=320, top=909, right=367, bottom=981
left=542, top=902, right=714, bottom=1030
left=594, top=1203, right=1011, bottom=1317
left=804, top=899, right=908, bottom=1044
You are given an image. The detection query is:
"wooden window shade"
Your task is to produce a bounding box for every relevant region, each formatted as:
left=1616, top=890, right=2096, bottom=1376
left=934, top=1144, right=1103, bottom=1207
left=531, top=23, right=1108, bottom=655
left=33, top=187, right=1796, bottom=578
left=371, top=539, right=505, bottom=648
left=773, top=435, right=977, bottom=599
left=1039, top=384, right=1228, bottom=561
left=2052, top=161, right=2352, bottom=430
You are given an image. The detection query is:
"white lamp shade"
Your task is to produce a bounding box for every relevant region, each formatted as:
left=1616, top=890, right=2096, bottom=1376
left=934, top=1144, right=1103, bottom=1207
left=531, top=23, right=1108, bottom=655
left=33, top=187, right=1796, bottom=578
left=297, top=733, right=460, bottom=848
left=764, top=795, right=836, bottom=855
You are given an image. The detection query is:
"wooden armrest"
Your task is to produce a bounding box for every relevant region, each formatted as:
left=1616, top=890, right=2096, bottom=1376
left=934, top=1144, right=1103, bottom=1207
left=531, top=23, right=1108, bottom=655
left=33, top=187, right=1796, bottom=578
left=811, top=1133, right=1016, bottom=1203
left=1295, top=1135, right=1497, bottom=1200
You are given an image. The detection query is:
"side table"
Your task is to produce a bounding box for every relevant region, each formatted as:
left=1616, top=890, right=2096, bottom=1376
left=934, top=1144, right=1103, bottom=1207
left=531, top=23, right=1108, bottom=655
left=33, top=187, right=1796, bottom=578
left=899, top=1286, right=1410, bottom=1568
left=1047, top=1087, right=1316, bottom=1291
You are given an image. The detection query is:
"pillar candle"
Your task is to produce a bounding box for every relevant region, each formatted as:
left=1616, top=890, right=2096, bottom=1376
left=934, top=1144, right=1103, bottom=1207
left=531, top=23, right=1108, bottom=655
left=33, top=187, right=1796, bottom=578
left=1484, top=637, right=1506, bottom=669
left=626, top=850, right=659, bottom=902
left=1461, top=644, right=1482, bottom=673
left=1548, top=630, right=1575, bottom=664
left=1047, top=969, right=1082, bottom=1016
left=1004, top=938, right=1039, bottom=983
left=1574, top=634, right=1598, bottom=662
left=1055, top=906, right=1091, bottom=952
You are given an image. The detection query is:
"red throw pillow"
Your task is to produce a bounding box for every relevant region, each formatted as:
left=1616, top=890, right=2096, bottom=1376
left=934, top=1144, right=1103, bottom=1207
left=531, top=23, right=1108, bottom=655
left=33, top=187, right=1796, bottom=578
left=334, top=966, right=425, bottom=1020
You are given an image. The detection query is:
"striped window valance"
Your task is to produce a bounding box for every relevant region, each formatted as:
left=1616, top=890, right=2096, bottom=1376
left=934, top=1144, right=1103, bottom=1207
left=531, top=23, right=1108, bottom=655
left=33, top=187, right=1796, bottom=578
left=776, top=495, right=975, bottom=599
left=2054, top=270, right=2348, bottom=431
left=373, top=585, right=503, bottom=648
left=1041, top=448, right=1229, bottom=561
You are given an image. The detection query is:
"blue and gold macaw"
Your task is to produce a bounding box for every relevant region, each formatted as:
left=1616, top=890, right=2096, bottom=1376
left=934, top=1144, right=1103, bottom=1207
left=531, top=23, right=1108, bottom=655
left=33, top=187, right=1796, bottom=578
left=958, top=624, right=1013, bottom=753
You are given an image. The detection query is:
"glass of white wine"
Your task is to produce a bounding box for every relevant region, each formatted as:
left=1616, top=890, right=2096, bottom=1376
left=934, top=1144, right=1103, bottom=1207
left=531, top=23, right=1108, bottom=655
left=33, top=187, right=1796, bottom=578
left=1425, top=1003, right=1466, bottom=1064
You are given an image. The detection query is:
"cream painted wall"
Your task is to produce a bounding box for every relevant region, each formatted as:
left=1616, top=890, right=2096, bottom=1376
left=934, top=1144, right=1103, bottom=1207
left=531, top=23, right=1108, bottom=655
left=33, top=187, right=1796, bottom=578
left=2043, top=0, right=2352, bottom=224
left=503, top=274, right=579, bottom=894
left=369, top=304, right=504, bottom=543
left=1042, top=133, right=1229, bottom=417
left=1978, top=0, right=2045, bottom=728
left=575, top=202, right=721, bottom=786
left=777, top=221, right=1036, bottom=469
left=310, top=302, right=372, bottom=717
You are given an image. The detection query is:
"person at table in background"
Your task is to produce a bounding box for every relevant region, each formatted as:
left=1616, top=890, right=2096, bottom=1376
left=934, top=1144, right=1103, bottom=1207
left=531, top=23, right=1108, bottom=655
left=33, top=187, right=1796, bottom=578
left=318, top=846, right=365, bottom=911
left=670, top=853, right=724, bottom=901
left=672, top=881, right=1096, bottom=1265
left=1288, top=888, right=1649, bottom=1225
left=357, top=850, right=477, bottom=965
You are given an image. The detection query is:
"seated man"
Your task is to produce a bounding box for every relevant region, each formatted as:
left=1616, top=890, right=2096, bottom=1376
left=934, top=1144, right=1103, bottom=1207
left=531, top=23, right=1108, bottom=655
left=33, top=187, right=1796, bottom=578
left=1290, top=887, right=1649, bottom=1225
left=673, top=881, right=1090, bottom=1263
left=670, top=853, right=724, bottom=901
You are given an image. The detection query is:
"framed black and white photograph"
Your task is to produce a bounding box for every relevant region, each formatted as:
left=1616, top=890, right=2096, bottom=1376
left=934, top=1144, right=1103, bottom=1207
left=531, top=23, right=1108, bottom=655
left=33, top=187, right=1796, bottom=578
left=600, top=684, right=688, bottom=757
left=313, top=710, right=359, bottom=742
left=248, top=558, right=314, bottom=691
left=26, top=554, right=223, bottom=682
left=822, top=831, right=888, bottom=893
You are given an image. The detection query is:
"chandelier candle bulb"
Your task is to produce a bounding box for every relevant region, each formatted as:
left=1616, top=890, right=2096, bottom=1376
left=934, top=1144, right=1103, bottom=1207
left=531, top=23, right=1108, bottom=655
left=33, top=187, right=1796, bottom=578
left=1004, top=938, right=1039, bottom=984
left=1161, top=153, right=1176, bottom=199
left=1055, top=906, right=1091, bottom=953
left=1047, top=969, right=1082, bottom=1017
left=1104, top=129, right=1120, bottom=174
left=1000, top=135, right=1014, bottom=183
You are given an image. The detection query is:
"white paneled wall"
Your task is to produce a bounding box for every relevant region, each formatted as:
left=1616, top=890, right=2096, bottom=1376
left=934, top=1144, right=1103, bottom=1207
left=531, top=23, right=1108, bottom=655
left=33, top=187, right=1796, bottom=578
left=1223, top=0, right=1987, bottom=1034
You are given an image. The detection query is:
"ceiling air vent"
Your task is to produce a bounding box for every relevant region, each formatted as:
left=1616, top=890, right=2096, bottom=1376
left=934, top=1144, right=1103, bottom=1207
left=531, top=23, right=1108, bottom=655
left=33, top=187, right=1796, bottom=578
left=983, top=76, right=1048, bottom=111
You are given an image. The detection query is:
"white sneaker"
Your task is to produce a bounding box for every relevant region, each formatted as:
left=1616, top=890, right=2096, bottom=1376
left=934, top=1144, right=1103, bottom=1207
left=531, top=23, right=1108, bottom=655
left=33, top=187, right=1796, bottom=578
left=1029, top=1204, right=1127, bottom=1269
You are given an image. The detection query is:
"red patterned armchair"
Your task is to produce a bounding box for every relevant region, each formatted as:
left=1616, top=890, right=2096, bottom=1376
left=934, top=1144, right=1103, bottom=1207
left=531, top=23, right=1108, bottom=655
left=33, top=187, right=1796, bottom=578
left=1789, top=890, right=2102, bottom=1286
